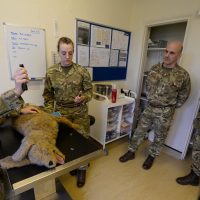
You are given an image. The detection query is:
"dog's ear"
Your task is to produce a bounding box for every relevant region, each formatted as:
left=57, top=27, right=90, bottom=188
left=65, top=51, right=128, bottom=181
left=12, top=138, right=34, bottom=161
left=53, top=147, right=65, bottom=165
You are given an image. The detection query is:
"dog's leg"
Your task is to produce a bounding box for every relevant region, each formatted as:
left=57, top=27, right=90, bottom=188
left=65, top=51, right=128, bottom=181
left=12, top=138, right=33, bottom=161
left=55, top=116, right=80, bottom=130
left=0, top=156, right=30, bottom=169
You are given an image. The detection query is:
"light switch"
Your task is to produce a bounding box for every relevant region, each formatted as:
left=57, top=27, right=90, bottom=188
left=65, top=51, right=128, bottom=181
left=53, top=19, right=58, bottom=38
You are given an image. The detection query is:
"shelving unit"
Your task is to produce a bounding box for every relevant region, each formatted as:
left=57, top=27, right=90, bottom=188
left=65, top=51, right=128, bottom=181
left=88, top=93, right=135, bottom=154
left=147, top=47, right=166, bottom=51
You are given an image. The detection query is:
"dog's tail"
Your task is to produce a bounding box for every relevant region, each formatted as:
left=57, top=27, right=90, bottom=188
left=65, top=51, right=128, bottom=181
left=53, top=116, right=80, bottom=130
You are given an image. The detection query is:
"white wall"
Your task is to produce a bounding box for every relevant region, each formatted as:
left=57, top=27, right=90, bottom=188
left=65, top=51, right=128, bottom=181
left=0, top=0, right=133, bottom=105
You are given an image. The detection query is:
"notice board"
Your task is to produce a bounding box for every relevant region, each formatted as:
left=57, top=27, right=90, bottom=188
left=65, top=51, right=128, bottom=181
left=76, top=19, right=131, bottom=81
left=4, top=23, right=47, bottom=79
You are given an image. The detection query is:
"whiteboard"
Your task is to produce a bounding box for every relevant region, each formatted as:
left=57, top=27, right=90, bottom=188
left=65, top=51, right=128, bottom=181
left=4, top=23, right=47, bottom=79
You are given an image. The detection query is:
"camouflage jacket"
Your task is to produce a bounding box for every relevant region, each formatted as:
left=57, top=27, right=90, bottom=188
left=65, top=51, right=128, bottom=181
left=43, top=62, right=93, bottom=113
left=146, top=63, right=191, bottom=108
left=193, top=111, right=200, bottom=130
left=0, top=89, right=24, bottom=124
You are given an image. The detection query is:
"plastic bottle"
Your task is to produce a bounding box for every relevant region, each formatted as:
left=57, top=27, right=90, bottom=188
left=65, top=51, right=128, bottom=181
left=111, top=84, right=117, bottom=103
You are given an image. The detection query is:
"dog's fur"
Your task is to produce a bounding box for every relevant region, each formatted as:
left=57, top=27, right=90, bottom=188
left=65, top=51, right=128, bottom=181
left=0, top=107, right=80, bottom=169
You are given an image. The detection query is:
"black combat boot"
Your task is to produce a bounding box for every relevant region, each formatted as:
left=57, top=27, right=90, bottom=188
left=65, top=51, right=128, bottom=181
left=119, top=151, right=135, bottom=162
left=77, top=169, right=86, bottom=188
left=69, top=169, right=77, bottom=176
left=142, top=155, right=155, bottom=170
left=176, top=170, right=199, bottom=186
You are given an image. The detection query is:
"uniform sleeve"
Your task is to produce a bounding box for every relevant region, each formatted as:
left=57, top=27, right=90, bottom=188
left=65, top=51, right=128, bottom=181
left=42, top=73, right=55, bottom=113
left=176, top=72, right=191, bottom=108
left=82, top=68, right=93, bottom=103
left=145, top=65, right=157, bottom=94
left=0, top=89, right=24, bottom=124
left=193, top=111, right=200, bottom=129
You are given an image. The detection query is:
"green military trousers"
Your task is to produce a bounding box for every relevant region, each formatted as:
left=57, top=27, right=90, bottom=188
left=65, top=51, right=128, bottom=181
left=192, top=130, right=200, bottom=176
left=129, top=104, right=175, bottom=157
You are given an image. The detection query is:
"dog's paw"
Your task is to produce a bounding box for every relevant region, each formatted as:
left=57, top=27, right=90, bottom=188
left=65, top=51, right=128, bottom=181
left=0, top=156, right=30, bottom=169
left=0, top=156, right=15, bottom=169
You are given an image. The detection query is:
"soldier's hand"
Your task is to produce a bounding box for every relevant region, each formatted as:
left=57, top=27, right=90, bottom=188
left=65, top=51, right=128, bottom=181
left=20, top=106, right=40, bottom=114
left=14, top=68, right=29, bottom=96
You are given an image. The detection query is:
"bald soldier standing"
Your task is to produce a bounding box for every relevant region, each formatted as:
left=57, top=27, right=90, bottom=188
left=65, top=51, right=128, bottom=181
left=119, top=41, right=191, bottom=170
left=43, top=37, right=93, bottom=187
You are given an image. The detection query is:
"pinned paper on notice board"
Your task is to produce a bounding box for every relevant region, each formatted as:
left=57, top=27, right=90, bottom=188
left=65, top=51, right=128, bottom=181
left=51, top=51, right=60, bottom=65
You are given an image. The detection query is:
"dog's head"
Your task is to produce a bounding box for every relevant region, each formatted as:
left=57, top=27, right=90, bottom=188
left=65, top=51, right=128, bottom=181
left=12, top=137, right=65, bottom=168
left=28, top=142, right=65, bottom=168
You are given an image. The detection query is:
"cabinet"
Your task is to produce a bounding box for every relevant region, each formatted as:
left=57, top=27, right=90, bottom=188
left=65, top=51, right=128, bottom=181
left=88, top=93, right=135, bottom=153
left=138, top=20, right=192, bottom=159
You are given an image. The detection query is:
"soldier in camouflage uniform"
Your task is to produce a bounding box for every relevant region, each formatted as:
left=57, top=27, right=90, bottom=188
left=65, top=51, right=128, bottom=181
left=176, top=111, right=200, bottom=186
left=42, top=37, right=93, bottom=187
left=119, top=41, right=191, bottom=170
left=43, top=38, right=92, bottom=137
left=0, top=68, right=39, bottom=200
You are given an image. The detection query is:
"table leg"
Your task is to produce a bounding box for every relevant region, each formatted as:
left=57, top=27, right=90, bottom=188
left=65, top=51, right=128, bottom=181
left=34, top=179, right=56, bottom=200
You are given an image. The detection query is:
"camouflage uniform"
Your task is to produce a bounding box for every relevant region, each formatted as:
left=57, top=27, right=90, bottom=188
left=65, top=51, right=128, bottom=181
left=43, top=63, right=93, bottom=137
left=0, top=89, right=24, bottom=200
left=192, top=111, right=200, bottom=176
left=0, top=89, right=24, bottom=125
left=129, top=63, right=191, bottom=157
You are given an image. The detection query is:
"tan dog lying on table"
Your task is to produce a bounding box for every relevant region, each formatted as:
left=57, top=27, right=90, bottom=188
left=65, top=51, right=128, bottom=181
left=0, top=106, right=80, bottom=169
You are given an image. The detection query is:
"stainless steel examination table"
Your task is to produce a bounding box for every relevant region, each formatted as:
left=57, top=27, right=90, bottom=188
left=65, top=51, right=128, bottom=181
left=0, top=124, right=102, bottom=200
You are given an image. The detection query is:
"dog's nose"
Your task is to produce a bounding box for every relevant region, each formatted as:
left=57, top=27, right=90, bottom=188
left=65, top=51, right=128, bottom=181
left=49, top=161, right=53, bottom=166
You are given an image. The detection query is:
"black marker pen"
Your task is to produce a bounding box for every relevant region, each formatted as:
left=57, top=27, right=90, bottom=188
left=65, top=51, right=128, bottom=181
left=19, top=64, right=28, bottom=91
